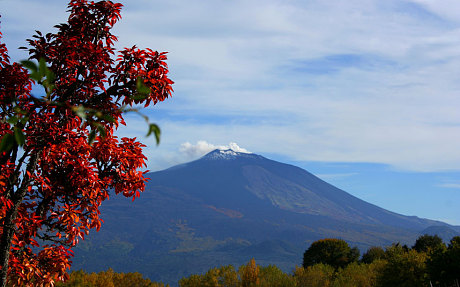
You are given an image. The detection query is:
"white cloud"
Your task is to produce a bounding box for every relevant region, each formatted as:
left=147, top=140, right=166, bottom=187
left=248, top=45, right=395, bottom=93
left=4, top=0, right=460, bottom=173
left=179, top=141, right=250, bottom=159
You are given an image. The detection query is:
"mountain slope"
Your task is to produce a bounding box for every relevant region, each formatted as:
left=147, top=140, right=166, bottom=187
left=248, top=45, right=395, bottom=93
left=72, top=149, right=457, bottom=285
left=152, top=149, right=444, bottom=229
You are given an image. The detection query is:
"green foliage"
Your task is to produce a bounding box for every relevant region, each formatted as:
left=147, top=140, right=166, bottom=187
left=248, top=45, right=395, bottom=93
left=55, top=269, right=168, bottom=287
left=294, top=264, right=334, bottom=287
left=179, top=265, right=239, bottom=287
left=383, top=243, right=409, bottom=259
left=258, top=265, right=295, bottom=287
left=179, top=259, right=296, bottom=287
left=178, top=235, right=460, bottom=287
left=58, top=234, right=460, bottom=287
left=412, top=234, right=446, bottom=254
left=445, top=236, right=460, bottom=282
left=429, top=236, right=460, bottom=286
left=20, top=58, right=55, bottom=96
left=147, top=123, right=161, bottom=145
left=302, top=239, right=359, bottom=270
left=377, top=249, right=428, bottom=287
left=348, top=247, right=360, bottom=263
left=361, top=246, right=385, bottom=264
left=332, top=261, right=383, bottom=287
left=426, top=248, right=447, bottom=286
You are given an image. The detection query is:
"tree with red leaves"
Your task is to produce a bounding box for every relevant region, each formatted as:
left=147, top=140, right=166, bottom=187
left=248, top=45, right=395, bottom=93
left=0, top=1, right=173, bottom=286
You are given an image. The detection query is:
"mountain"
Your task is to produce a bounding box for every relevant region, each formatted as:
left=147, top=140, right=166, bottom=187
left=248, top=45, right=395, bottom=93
left=72, top=149, right=458, bottom=285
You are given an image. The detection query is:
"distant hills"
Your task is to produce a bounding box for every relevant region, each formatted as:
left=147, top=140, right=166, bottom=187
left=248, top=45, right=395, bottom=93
left=72, top=149, right=460, bottom=285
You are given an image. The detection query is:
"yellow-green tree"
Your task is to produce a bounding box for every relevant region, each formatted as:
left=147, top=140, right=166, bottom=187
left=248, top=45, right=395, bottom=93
left=377, top=248, right=427, bottom=287
left=178, top=274, right=203, bottom=287
left=258, top=265, right=295, bottom=287
left=294, top=264, right=334, bottom=287
left=332, top=261, right=385, bottom=287
left=179, top=265, right=239, bottom=287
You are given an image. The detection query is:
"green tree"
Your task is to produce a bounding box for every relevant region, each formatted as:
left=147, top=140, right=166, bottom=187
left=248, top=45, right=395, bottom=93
left=217, top=265, right=239, bottom=287
left=258, top=265, right=295, bottom=287
left=412, top=234, right=446, bottom=254
left=426, top=248, right=447, bottom=287
left=361, top=246, right=385, bottom=264
left=377, top=248, right=428, bottom=287
left=303, top=239, right=359, bottom=269
left=348, top=247, right=360, bottom=262
left=332, top=262, right=382, bottom=287
left=383, top=243, right=408, bottom=259
left=443, top=236, right=460, bottom=285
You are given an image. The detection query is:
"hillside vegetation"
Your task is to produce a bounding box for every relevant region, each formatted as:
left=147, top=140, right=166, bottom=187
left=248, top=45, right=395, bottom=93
left=58, top=234, right=460, bottom=287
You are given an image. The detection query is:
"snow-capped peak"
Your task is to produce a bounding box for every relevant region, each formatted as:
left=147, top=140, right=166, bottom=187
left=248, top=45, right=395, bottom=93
left=202, top=148, right=256, bottom=160
left=204, top=149, right=241, bottom=160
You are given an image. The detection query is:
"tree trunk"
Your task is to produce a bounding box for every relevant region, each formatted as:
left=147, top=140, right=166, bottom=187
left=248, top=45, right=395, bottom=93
left=0, top=152, right=39, bottom=287
left=0, top=206, right=20, bottom=287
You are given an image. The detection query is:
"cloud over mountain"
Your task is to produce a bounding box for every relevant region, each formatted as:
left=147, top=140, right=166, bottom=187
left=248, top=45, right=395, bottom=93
left=179, top=141, right=251, bottom=159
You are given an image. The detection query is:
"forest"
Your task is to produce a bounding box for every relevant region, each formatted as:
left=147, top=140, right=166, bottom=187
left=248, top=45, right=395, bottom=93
left=52, top=234, right=460, bottom=287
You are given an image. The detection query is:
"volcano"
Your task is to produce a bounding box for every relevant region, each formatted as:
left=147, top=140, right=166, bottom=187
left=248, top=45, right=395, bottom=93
left=72, top=149, right=459, bottom=285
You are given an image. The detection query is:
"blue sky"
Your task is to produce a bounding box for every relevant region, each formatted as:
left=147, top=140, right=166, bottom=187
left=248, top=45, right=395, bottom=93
left=2, top=0, right=460, bottom=226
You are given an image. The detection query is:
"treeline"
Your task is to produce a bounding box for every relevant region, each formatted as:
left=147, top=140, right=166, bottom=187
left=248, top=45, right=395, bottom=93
left=179, top=234, right=460, bottom=287
left=179, top=258, right=381, bottom=287
left=53, top=269, right=168, bottom=287
left=54, top=234, right=459, bottom=287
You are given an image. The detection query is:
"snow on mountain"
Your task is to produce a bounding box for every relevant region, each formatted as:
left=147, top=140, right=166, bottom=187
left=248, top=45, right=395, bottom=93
left=202, top=149, right=257, bottom=160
